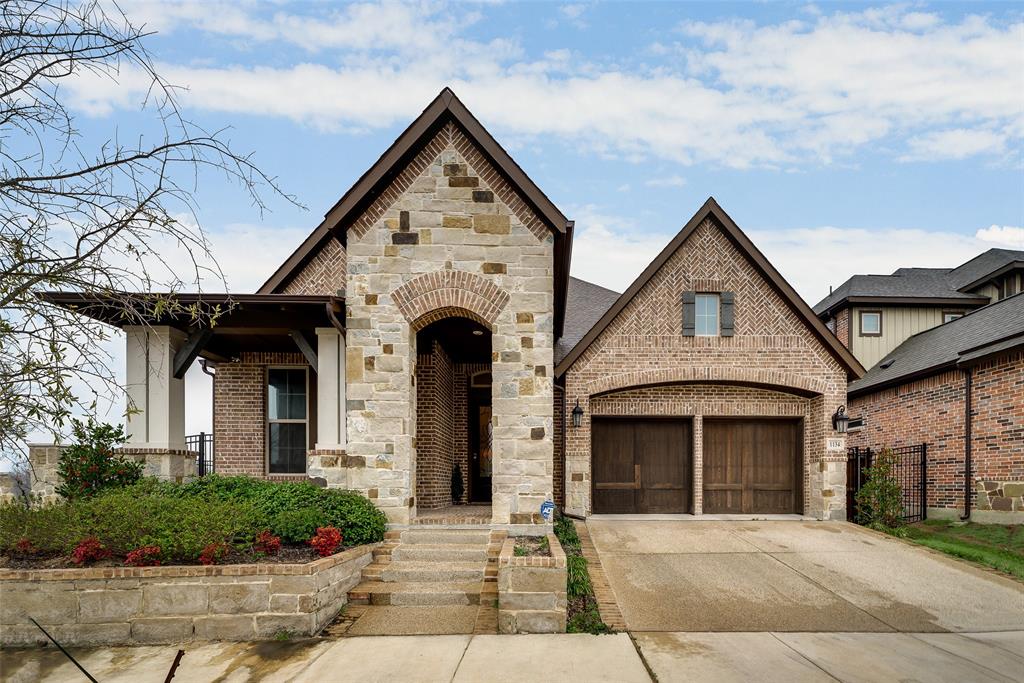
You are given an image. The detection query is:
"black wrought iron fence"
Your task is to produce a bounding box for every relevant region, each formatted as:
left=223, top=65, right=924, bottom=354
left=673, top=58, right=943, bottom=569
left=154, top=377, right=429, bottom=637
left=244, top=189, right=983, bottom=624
left=184, top=432, right=215, bottom=476
left=846, top=444, right=927, bottom=524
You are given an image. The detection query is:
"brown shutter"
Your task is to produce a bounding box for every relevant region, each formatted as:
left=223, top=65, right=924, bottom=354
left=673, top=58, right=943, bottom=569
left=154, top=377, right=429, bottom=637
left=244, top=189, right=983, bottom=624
left=720, top=292, right=735, bottom=336
left=682, top=291, right=695, bottom=336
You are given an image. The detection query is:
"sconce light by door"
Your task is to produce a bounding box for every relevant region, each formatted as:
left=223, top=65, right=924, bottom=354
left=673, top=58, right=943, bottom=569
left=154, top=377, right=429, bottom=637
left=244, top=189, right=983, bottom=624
left=832, top=406, right=850, bottom=434
left=571, top=400, right=584, bottom=429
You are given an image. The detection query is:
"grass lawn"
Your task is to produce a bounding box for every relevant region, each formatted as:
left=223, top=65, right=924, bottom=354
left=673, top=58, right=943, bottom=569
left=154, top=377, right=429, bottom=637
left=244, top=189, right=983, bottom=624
left=904, top=519, right=1024, bottom=581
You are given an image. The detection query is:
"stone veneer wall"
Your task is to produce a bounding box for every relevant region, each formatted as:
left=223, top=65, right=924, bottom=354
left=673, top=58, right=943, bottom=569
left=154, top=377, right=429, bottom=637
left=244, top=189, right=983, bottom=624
left=562, top=218, right=848, bottom=520
left=213, top=352, right=313, bottom=478
left=497, top=534, right=567, bottom=634
left=0, top=545, right=374, bottom=646
left=416, top=340, right=455, bottom=509
left=848, top=350, right=1023, bottom=518
left=342, top=121, right=554, bottom=529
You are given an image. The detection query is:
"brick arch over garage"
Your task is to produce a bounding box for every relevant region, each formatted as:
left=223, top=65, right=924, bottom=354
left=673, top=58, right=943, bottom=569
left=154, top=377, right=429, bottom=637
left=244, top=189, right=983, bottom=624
left=586, top=367, right=828, bottom=398
left=392, top=270, right=510, bottom=332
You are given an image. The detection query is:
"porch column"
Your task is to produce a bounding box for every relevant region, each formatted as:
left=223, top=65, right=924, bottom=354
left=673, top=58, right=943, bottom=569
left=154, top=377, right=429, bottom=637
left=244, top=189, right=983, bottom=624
left=692, top=414, right=703, bottom=515
left=124, top=325, right=187, bottom=450
left=315, top=327, right=346, bottom=450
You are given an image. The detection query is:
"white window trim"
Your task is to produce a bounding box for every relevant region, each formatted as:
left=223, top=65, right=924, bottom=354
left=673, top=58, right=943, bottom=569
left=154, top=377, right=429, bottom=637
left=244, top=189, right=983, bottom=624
left=695, top=293, right=720, bottom=337
left=266, top=365, right=310, bottom=475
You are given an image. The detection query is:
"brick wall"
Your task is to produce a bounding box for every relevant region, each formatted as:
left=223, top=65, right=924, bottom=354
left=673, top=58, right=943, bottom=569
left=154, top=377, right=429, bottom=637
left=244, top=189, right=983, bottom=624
left=562, top=217, right=848, bottom=519
left=214, top=352, right=312, bottom=477
left=834, top=307, right=850, bottom=349
left=849, top=351, right=1023, bottom=512
left=415, top=341, right=455, bottom=509
left=553, top=385, right=565, bottom=509
left=280, top=238, right=347, bottom=296
left=453, top=363, right=488, bottom=503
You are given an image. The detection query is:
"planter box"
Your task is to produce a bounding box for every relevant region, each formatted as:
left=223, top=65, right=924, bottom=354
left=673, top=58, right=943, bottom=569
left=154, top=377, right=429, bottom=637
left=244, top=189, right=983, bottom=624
left=0, top=544, right=376, bottom=646
left=497, top=533, right=567, bottom=634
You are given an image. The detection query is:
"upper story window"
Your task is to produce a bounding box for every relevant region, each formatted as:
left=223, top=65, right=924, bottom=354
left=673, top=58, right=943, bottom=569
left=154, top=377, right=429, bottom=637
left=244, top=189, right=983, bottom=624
left=267, top=367, right=308, bottom=474
left=859, top=310, right=881, bottom=337
left=943, top=311, right=963, bottom=324
left=695, top=293, right=720, bottom=336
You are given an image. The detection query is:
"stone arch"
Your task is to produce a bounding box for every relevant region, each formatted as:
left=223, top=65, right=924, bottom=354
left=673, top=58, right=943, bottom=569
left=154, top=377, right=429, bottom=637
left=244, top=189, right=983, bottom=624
left=586, top=366, right=828, bottom=398
left=392, top=270, right=510, bottom=331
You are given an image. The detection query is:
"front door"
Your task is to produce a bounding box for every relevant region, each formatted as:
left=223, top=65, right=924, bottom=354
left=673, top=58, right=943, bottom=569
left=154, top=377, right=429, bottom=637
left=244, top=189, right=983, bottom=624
left=469, top=388, right=492, bottom=502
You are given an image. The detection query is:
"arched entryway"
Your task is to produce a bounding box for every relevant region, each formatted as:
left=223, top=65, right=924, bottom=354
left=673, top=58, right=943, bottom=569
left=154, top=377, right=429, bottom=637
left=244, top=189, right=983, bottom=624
left=413, top=312, right=493, bottom=514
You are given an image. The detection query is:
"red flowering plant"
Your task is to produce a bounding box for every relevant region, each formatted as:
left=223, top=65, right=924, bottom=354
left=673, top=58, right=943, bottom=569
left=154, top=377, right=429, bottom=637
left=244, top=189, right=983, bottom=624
left=56, top=418, right=143, bottom=499
left=254, top=531, right=281, bottom=556
left=13, top=538, right=36, bottom=556
left=309, top=526, right=342, bottom=557
left=199, top=541, right=229, bottom=565
left=125, top=546, right=162, bottom=567
left=71, top=536, right=111, bottom=565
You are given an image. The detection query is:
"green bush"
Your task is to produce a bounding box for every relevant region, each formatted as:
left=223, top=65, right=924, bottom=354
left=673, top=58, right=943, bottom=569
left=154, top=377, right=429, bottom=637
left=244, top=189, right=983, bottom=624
left=172, top=476, right=386, bottom=545
left=55, top=418, right=143, bottom=499
left=0, top=501, right=86, bottom=555
left=272, top=508, right=325, bottom=543
left=855, top=449, right=905, bottom=529
left=566, top=555, right=592, bottom=598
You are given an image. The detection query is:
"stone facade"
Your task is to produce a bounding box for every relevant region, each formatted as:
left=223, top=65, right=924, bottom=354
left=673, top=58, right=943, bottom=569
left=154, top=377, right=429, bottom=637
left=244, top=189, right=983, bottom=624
left=497, top=534, right=567, bottom=634
left=848, top=350, right=1023, bottom=518
left=344, top=122, right=555, bottom=529
left=562, top=218, right=849, bottom=519
left=0, top=545, right=374, bottom=646
left=213, top=352, right=313, bottom=478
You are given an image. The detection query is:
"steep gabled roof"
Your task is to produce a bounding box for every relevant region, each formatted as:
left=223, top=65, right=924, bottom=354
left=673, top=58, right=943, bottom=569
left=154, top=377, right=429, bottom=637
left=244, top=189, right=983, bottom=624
left=259, top=88, right=574, bottom=336
left=947, top=248, right=1024, bottom=291
left=849, top=293, right=1024, bottom=396
left=554, top=198, right=865, bottom=380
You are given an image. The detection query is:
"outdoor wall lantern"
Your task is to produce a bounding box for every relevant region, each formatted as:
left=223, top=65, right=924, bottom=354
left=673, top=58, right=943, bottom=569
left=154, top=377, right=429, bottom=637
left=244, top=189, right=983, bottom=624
left=571, top=400, right=584, bottom=429
left=832, top=406, right=849, bottom=434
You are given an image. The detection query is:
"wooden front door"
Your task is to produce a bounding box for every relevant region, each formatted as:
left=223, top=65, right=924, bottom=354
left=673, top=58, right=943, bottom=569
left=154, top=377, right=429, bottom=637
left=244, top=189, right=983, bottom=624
left=702, top=419, right=802, bottom=514
left=468, top=388, right=492, bottom=503
left=592, top=418, right=692, bottom=514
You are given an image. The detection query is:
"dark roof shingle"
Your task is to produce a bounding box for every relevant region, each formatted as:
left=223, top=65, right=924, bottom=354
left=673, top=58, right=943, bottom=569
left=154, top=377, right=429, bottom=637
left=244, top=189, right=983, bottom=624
left=554, top=277, right=620, bottom=365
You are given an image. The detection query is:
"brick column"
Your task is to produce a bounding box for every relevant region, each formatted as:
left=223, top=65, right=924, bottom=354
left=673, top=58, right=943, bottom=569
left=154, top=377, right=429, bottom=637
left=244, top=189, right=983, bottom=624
left=692, top=414, right=703, bottom=515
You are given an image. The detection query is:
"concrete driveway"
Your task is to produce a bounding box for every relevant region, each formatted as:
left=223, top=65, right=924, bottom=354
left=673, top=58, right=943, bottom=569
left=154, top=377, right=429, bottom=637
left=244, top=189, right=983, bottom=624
left=586, top=520, right=1024, bottom=633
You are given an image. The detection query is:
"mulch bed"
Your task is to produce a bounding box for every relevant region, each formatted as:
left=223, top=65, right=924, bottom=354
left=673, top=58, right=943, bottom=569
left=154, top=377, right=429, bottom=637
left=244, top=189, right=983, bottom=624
left=514, top=536, right=551, bottom=557
left=0, top=544, right=359, bottom=570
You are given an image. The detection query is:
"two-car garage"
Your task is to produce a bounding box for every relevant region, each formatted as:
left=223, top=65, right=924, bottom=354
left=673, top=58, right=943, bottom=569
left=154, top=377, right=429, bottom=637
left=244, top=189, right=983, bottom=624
left=591, top=417, right=802, bottom=515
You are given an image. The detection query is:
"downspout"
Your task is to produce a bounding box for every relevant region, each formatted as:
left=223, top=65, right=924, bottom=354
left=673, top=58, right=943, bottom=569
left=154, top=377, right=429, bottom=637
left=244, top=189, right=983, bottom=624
left=960, top=367, right=973, bottom=521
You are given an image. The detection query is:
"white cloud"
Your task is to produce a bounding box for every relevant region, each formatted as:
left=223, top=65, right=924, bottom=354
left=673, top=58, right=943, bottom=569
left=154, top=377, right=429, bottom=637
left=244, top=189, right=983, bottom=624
left=975, top=225, right=1024, bottom=248
left=902, top=129, right=1007, bottom=161
left=71, top=4, right=1023, bottom=169
left=645, top=175, right=687, bottom=188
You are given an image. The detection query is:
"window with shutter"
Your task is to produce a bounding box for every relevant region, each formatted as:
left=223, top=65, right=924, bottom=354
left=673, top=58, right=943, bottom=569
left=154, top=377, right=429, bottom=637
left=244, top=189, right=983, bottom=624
left=682, top=291, right=695, bottom=336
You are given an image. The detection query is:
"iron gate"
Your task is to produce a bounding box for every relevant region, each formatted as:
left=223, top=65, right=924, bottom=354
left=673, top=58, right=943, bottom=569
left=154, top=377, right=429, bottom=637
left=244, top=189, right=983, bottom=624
left=846, top=444, right=927, bottom=524
left=184, top=432, right=215, bottom=476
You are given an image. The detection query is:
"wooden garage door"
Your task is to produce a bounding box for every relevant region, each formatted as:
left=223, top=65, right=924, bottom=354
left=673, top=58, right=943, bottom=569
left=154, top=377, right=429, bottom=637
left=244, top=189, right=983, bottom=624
left=592, top=418, right=692, bottom=514
left=703, top=419, right=802, bottom=514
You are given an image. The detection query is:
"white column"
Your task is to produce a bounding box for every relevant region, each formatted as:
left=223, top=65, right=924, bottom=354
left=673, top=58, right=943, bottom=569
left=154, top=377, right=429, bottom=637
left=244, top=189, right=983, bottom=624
left=124, top=326, right=187, bottom=450
left=315, top=327, right=346, bottom=450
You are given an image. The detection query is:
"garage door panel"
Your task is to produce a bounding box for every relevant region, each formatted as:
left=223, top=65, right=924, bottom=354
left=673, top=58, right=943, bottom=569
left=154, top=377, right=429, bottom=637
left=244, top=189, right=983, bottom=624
left=592, top=418, right=692, bottom=514
left=703, top=419, right=801, bottom=515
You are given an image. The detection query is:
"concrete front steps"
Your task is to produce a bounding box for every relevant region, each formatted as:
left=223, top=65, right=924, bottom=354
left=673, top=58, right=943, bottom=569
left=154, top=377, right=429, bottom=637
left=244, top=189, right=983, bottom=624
left=342, top=527, right=501, bottom=635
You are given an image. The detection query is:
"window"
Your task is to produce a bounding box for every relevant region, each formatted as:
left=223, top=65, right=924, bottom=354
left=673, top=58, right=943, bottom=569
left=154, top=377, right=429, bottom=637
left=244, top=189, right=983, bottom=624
left=267, top=367, right=308, bottom=474
left=859, top=310, right=881, bottom=336
left=943, top=311, right=963, bottom=324
left=847, top=417, right=864, bottom=432
left=695, top=293, right=719, bottom=336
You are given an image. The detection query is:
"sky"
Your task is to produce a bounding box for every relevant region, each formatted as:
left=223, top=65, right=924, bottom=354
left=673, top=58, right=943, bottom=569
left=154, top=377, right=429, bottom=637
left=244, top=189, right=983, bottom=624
left=44, top=0, right=1024, bottom=438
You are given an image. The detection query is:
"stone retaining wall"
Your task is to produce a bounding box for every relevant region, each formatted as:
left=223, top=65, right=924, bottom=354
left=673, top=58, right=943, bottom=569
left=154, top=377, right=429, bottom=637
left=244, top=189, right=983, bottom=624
left=0, top=545, right=375, bottom=646
left=497, top=534, right=566, bottom=633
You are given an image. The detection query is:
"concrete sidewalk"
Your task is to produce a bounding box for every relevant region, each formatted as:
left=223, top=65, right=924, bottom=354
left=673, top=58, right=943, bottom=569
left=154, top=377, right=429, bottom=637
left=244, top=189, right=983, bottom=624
left=3, top=630, right=1022, bottom=681
left=0, top=634, right=651, bottom=683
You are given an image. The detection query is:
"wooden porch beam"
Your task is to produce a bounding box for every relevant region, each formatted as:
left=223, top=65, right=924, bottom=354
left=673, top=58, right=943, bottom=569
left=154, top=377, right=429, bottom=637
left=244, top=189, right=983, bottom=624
left=289, top=330, right=318, bottom=371
left=172, top=327, right=214, bottom=379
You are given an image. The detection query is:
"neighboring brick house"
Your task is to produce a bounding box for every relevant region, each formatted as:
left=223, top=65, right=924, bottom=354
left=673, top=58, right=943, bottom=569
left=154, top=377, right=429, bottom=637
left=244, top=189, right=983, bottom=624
left=814, top=248, right=1024, bottom=369
left=45, top=89, right=866, bottom=529
left=846, top=294, right=1024, bottom=522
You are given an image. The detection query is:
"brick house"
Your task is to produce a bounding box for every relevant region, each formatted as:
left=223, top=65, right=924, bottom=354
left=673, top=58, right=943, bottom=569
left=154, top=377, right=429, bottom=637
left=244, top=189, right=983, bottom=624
left=45, top=89, right=864, bottom=530
left=844, top=295, right=1024, bottom=522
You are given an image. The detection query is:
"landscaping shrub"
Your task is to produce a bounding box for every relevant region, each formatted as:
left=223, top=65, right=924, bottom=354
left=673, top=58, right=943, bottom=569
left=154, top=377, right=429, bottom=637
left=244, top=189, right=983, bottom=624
left=199, top=542, right=229, bottom=565
left=55, top=418, right=143, bottom=499
left=855, top=449, right=905, bottom=530
left=566, top=555, right=592, bottom=598
left=310, top=526, right=343, bottom=557
left=125, top=545, right=162, bottom=567
left=171, top=476, right=386, bottom=545
left=254, top=531, right=281, bottom=556
left=0, top=500, right=87, bottom=555
left=272, top=508, right=326, bottom=543
left=71, top=536, right=110, bottom=565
